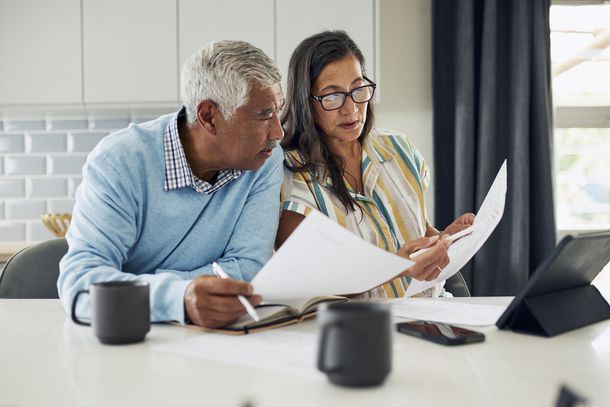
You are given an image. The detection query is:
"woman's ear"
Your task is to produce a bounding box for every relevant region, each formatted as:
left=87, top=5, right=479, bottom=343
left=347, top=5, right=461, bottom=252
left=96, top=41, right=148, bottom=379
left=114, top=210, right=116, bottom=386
left=196, top=100, right=218, bottom=134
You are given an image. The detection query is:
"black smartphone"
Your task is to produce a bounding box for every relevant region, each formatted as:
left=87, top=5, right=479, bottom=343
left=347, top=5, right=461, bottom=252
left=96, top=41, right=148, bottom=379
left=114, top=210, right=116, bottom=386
left=396, top=320, right=485, bottom=346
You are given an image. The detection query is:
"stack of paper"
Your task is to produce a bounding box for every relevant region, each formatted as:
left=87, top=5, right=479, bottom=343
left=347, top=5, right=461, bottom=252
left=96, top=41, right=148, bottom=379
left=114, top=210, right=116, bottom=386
left=405, top=160, right=507, bottom=297
left=390, top=298, right=507, bottom=326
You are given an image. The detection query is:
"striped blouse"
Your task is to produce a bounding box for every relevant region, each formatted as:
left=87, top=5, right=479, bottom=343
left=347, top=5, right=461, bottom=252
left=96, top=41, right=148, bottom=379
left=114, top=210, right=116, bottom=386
left=281, top=128, right=442, bottom=298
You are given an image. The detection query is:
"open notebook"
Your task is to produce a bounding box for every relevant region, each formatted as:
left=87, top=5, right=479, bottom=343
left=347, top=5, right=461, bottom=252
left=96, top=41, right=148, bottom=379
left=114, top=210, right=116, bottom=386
left=212, top=296, right=350, bottom=334
left=181, top=296, right=349, bottom=335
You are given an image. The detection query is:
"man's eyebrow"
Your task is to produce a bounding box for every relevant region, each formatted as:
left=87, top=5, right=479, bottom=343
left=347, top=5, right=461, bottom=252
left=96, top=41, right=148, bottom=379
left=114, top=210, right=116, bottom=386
left=257, top=102, right=285, bottom=115
left=256, top=107, right=276, bottom=116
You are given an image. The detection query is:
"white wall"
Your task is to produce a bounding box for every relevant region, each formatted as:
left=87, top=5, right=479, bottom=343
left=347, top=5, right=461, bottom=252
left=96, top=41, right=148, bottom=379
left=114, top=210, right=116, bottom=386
left=376, top=0, right=435, bottom=223
left=0, top=0, right=436, bottom=244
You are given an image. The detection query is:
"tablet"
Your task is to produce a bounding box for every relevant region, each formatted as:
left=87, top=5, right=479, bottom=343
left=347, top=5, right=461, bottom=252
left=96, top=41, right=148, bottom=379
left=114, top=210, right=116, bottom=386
left=496, top=231, right=610, bottom=336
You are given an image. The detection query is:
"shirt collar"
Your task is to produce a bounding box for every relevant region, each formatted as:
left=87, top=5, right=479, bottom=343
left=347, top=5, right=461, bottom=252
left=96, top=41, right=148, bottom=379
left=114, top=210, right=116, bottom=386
left=316, top=143, right=377, bottom=202
left=366, top=135, right=395, bottom=163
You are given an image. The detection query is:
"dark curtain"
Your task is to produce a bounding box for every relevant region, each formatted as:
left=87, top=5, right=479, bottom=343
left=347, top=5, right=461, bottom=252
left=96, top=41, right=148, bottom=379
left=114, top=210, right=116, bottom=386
left=432, top=0, right=556, bottom=295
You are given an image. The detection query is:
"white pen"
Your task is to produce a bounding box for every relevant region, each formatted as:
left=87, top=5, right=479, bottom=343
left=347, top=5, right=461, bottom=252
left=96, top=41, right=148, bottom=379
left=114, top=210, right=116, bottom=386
left=212, top=262, right=261, bottom=322
left=409, top=225, right=476, bottom=259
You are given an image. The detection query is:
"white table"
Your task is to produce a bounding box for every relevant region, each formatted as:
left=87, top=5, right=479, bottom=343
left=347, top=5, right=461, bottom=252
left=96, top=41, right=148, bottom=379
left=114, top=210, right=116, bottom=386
left=1, top=298, right=609, bottom=407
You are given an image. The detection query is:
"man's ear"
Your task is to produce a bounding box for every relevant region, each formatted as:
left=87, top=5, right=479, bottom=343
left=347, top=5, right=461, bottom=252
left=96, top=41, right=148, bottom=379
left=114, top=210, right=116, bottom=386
left=196, top=100, right=219, bottom=134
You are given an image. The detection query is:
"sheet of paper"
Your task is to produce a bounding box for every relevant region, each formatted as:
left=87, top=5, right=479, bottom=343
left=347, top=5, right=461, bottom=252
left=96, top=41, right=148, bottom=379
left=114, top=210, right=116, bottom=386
left=390, top=298, right=507, bottom=326
left=405, top=160, right=508, bottom=297
left=153, top=330, right=323, bottom=380
left=252, top=210, right=414, bottom=301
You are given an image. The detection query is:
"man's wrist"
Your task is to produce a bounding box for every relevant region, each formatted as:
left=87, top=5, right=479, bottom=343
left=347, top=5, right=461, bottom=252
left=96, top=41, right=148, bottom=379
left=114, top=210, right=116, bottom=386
left=183, top=305, right=193, bottom=325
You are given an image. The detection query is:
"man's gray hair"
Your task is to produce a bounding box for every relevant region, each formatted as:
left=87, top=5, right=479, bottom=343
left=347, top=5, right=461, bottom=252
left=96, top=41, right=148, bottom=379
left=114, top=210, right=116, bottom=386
left=181, top=40, right=281, bottom=125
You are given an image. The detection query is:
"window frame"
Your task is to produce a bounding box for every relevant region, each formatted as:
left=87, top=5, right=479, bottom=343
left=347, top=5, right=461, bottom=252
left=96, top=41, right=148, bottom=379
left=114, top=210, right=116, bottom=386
left=550, top=0, right=610, bottom=239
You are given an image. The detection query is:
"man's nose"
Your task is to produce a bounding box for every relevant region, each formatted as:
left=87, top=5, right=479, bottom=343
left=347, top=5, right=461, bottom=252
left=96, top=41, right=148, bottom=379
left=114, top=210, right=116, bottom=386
left=269, top=113, right=284, bottom=141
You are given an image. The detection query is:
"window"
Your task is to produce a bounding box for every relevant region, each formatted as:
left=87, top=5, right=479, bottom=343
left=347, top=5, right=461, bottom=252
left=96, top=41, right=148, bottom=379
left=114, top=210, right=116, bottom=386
left=550, top=2, right=610, bottom=232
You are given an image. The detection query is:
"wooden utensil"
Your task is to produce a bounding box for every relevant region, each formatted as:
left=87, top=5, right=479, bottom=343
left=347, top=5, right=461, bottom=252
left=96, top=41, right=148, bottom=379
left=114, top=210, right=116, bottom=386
left=41, top=213, right=72, bottom=238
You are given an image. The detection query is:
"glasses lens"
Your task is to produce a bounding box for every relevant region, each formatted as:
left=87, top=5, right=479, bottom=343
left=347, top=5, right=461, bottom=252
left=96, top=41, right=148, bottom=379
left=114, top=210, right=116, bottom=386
left=352, top=85, right=375, bottom=103
left=321, top=93, right=345, bottom=110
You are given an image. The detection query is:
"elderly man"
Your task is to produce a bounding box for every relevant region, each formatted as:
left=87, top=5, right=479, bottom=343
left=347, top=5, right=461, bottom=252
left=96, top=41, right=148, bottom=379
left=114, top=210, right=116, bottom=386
left=59, top=41, right=284, bottom=328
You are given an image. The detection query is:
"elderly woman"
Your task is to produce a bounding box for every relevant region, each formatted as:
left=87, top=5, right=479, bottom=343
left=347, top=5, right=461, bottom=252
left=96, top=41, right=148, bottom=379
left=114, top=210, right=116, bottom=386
left=276, top=31, right=474, bottom=298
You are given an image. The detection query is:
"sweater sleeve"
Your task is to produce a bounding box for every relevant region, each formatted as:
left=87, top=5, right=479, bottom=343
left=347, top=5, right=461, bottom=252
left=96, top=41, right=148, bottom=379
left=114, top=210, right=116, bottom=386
left=58, top=149, right=191, bottom=323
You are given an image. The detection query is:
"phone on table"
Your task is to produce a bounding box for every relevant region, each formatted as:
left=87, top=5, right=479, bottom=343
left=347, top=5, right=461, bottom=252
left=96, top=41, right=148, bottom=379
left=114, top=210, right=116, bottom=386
left=396, top=320, right=485, bottom=346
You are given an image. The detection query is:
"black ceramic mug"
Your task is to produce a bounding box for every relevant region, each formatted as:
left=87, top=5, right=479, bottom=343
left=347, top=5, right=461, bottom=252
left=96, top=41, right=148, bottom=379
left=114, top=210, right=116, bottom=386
left=71, top=281, right=150, bottom=345
left=317, top=301, right=392, bottom=387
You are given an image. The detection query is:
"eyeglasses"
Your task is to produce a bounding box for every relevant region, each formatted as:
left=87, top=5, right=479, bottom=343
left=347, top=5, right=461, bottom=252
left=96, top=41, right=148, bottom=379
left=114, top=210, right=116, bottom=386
left=311, top=80, right=377, bottom=111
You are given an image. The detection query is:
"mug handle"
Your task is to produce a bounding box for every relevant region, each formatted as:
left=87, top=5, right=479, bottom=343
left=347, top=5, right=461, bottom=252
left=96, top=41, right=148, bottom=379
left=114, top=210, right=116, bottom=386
left=317, top=322, right=342, bottom=374
left=71, top=289, right=91, bottom=326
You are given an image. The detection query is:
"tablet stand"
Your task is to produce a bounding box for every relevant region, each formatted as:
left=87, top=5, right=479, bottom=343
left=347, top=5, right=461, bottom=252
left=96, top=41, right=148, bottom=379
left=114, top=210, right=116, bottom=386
left=504, top=284, right=610, bottom=337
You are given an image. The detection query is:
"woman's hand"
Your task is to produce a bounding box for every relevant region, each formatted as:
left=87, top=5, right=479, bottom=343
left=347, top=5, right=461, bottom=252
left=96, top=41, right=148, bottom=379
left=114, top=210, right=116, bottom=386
left=397, top=235, right=451, bottom=281
left=443, top=213, right=475, bottom=236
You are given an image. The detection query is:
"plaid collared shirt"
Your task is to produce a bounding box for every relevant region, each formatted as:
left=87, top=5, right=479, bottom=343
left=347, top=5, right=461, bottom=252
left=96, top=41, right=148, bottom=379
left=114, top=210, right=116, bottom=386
left=163, top=108, right=241, bottom=194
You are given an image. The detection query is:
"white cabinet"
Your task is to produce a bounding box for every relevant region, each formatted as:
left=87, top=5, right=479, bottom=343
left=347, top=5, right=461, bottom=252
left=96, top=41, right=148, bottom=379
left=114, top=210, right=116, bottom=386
left=0, top=0, right=378, bottom=106
left=178, top=0, right=275, bottom=68
left=82, top=0, right=178, bottom=103
left=0, top=0, right=82, bottom=105
left=276, top=0, right=377, bottom=83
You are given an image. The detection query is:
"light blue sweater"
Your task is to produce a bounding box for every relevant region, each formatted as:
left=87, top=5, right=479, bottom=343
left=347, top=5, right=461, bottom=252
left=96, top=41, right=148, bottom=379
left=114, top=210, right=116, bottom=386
left=58, top=114, right=283, bottom=322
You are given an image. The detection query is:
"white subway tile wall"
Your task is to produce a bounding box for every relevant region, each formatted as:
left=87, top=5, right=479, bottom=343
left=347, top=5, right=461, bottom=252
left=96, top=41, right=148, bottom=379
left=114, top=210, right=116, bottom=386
left=26, top=133, right=68, bottom=153
left=0, top=112, right=169, bottom=243
left=0, top=223, right=25, bottom=241
left=3, top=119, right=45, bottom=132
left=26, top=178, right=68, bottom=198
left=5, top=200, right=47, bottom=219
left=68, top=177, right=82, bottom=197
left=27, top=221, right=54, bottom=241
left=47, top=199, right=76, bottom=214
left=5, top=156, right=47, bottom=175
left=68, top=132, right=108, bottom=152
left=47, top=119, right=88, bottom=131
left=89, top=118, right=130, bottom=130
left=0, top=179, right=26, bottom=198
left=48, top=155, right=88, bottom=175
left=0, top=134, right=25, bottom=153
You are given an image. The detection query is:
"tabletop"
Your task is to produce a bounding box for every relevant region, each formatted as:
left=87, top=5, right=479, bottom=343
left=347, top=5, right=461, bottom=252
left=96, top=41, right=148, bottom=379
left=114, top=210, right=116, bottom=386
left=1, top=297, right=609, bottom=407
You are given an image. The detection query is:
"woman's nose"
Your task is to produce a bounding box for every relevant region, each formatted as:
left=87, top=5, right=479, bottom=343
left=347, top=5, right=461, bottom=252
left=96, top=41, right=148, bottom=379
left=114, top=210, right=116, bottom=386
left=339, top=95, right=358, bottom=115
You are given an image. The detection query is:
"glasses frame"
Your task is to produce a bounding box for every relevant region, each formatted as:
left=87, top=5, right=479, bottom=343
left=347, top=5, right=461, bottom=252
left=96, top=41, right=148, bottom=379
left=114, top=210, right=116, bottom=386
left=311, top=77, right=377, bottom=111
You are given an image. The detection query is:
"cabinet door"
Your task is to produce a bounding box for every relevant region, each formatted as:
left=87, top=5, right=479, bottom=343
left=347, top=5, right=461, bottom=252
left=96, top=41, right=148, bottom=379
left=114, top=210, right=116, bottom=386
left=178, top=0, right=275, bottom=68
left=276, top=0, right=377, bottom=82
left=0, top=0, right=82, bottom=105
left=82, top=0, right=178, bottom=103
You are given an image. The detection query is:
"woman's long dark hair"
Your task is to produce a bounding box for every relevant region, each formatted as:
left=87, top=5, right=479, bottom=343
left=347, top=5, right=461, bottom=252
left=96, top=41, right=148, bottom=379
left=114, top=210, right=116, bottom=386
left=281, top=30, right=375, bottom=212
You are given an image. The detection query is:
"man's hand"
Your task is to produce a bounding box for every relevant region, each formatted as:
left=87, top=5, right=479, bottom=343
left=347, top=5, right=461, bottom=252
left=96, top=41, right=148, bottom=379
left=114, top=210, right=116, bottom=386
left=397, top=235, right=451, bottom=281
left=443, top=213, right=475, bottom=236
left=184, top=276, right=262, bottom=328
